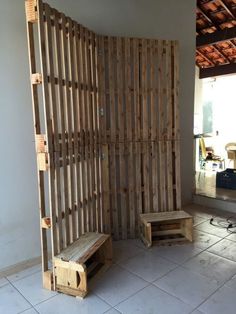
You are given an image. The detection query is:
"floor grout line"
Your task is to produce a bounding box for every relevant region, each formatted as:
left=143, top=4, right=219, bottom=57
left=8, top=279, right=36, bottom=309
left=30, top=294, right=59, bottom=308
left=9, top=276, right=59, bottom=311
left=5, top=278, right=33, bottom=313
left=6, top=268, right=42, bottom=284
left=3, top=206, right=236, bottom=314
left=188, top=275, right=234, bottom=314
left=149, top=282, right=197, bottom=311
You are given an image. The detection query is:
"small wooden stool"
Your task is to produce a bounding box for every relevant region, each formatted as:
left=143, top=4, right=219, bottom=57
left=53, top=232, right=112, bottom=298
left=139, top=211, right=193, bottom=247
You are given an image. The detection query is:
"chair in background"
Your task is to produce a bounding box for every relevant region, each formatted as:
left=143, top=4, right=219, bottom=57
left=199, top=136, right=224, bottom=173
left=225, top=143, right=236, bottom=169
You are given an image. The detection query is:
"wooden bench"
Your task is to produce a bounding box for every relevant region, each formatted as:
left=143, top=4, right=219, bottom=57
left=53, top=232, right=112, bottom=298
left=139, top=211, right=193, bottom=247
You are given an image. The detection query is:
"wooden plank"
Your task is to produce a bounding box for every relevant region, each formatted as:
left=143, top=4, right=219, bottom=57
left=108, top=37, right=116, bottom=143
left=86, top=30, right=96, bottom=232
left=133, top=39, right=142, bottom=223
left=197, top=26, right=236, bottom=48
left=150, top=41, right=158, bottom=213
left=157, top=40, right=166, bottom=212
left=182, top=218, right=193, bottom=242
left=152, top=229, right=183, bottom=236
left=43, top=270, right=53, bottom=290
left=141, top=39, right=148, bottom=141
left=125, top=38, right=135, bottom=237
left=38, top=0, right=57, bottom=260
left=150, top=40, right=157, bottom=142
left=108, top=37, right=118, bottom=239
left=91, top=32, right=101, bottom=232
left=25, top=0, right=38, bottom=23
left=25, top=1, right=48, bottom=272
left=80, top=26, right=90, bottom=232
left=97, top=36, right=107, bottom=233
left=151, top=141, right=158, bottom=212
left=140, top=210, right=192, bottom=223
left=41, top=217, right=51, bottom=229
left=101, top=144, right=110, bottom=233
left=199, top=63, right=236, bottom=78
left=141, top=40, right=150, bottom=213
left=67, top=19, right=77, bottom=237
left=121, top=38, right=128, bottom=239
left=110, top=143, right=118, bottom=239
left=77, top=25, right=87, bottom=235
left=73, top=21, right=83, bottom=237
left=116, top=37, right=126, bottom=239
left=165, top=41, right=173, bottom=211
left=61, top=13, right=76, bottom=244
left=45, top=4, right=63, bottom=253
left=125, top=38, right=132, bottom=142
left=173, top=41, right=181, bottom=210
left=144, top=223, right=152, bottom=246
left=55, top=232, right=105, bottom=262
left=97, top=36, right=107, bottom=144
left=147, top=41, right=153, bottom=214
left=94, top=34, right=102, bottom=233
left=31, top=73, right=42, bottom=84
left=54, top=9, right=70, bottom=247
left=68, top=19, right=81, bottom=239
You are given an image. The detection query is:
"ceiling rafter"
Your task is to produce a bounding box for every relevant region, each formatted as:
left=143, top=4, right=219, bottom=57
left=197, top=6, right=215, bottom=26
left=218, top=0, right=235, bottom=19
left=196, top=0, right=236, bottom=77
left=199, top=62, right=236, bottom=78
left=196, top=49, right=215, bottom=66
left=197, top=0, right=221, bottom=29
left=197, top=26, right=236, bottom=47
left=197, top=0, right=231, bottom=63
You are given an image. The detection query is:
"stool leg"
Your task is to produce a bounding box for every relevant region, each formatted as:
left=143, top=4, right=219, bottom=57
left=78, top=270, right=87, bottom=298
left=145, top=223, right=152, bottom=247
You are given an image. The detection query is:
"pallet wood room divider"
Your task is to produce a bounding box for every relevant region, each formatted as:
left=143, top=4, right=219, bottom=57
left=25, top=0, right=181, bottom=292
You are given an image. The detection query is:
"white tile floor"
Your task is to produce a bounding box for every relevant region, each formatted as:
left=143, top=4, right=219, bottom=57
left=1, top=204, right=236, bottom=313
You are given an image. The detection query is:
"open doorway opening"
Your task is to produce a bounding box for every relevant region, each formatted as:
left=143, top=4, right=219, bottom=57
left=194, top=69, right=236, bottom=201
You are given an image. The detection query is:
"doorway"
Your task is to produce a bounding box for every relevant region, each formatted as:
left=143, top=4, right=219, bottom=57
left=194, top=70, right=236, bottom=202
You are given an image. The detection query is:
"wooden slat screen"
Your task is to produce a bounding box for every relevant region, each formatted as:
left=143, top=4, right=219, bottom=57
left=98, top=37, right=181, bottom=239
left=37, top=2, right=103, bottom=257
left=26, top=0, right=181, bottom=269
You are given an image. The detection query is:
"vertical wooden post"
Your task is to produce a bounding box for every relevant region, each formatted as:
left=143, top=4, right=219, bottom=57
left=101, top=144, right=110, bottom=233
left=25, top=0, right=50, bottom=286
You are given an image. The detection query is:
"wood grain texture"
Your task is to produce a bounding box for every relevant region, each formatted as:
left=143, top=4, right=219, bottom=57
left=26, top=0, right=181, bottom=257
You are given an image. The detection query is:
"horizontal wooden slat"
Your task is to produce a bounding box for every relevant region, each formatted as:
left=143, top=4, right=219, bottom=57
left=140, top=211, right=192, bottom=224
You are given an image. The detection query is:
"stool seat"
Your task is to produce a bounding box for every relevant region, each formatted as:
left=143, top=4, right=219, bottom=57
left=139, top=210, right=193, bottom=247
left=53, top=232, right=112, bottom=298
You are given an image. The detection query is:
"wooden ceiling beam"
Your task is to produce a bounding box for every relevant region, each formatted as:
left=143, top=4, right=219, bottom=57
left=197, top=6, right=214, bottom=26
left=199, top=0, right=216, bottom=4
left=199, top=62, right=236, bottom=78
left=213, top=46, right=231, bottom=63
left=196, top=49, right=215, bottom=65
left=197, top=26, right=236, bottom=47
left=218, top=0, right=235, bottom=19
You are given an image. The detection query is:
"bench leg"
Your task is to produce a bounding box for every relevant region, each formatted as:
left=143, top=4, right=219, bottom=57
left=140, top=221, right=152, bottom=247
left=77, top=270, right=87, bottom=298
left=182, top=218, right=193, bottom=242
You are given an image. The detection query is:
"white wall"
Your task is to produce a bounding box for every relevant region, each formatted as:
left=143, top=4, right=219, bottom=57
left=194, top=67, right=203, bottom=135
left=0, top=0, right=196, bottom=270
